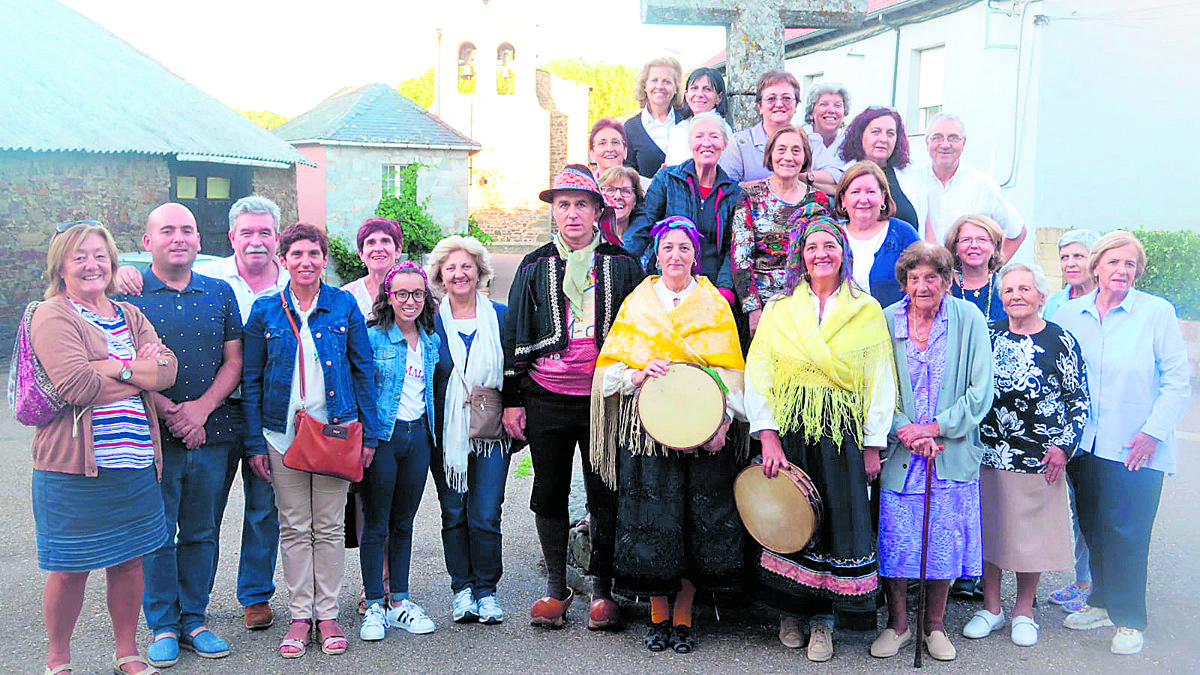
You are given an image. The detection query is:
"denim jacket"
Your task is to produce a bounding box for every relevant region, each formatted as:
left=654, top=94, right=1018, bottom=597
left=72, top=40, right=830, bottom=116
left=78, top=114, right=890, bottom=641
left=369, top=322, right=440, bottom=443
left=241, top=282, right=382, bottom=455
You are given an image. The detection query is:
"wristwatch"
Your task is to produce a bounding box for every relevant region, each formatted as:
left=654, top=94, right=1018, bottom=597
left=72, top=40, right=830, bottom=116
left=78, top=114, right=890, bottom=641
left=118, top=357, right=133, bottom=381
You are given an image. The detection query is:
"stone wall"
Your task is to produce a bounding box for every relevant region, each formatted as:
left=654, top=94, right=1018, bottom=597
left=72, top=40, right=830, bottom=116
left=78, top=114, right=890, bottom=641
left=0, top=151, right=169, bottom=337
left=470, top=205, right=552, bottom=244
left=252, top=165, right=298, bottom=227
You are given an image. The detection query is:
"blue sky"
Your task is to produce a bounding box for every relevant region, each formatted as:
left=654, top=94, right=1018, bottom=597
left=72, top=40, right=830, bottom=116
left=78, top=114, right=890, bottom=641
left=62, top=0, right=726, bottom=116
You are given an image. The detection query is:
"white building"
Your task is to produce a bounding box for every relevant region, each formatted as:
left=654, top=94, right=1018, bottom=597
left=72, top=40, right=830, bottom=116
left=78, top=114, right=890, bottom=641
left=756, top=0, right=1200, bottom=250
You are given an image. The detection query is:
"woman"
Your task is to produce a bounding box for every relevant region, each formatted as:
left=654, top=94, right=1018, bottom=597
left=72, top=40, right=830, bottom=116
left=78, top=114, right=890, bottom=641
left=726, top=71, right=805, bottom=184
left=837, top=161, right=920, bottom=308
left=664, top=68, right=735, bottom=170
left=839, top=107, right=921, bottom=231
left=242, top=223, right=382, bottom=659
left=625, top=112, right=742, bottom=300
left=745, top=216, right=895, bottom=662
left=591, top=217, right=746, bottom=654
left=31, top=222, right=178, bottom=675
left=1042, top=229, right=1100, bottom=322
left=965, top=262, right=1089, bottom=647
left=802, top=81, right=852, bottom=194
left=624, top=57, right=683, bottom=180
left=872, top=241, right=994, bottom=662
left=357, top=261, right=441, bottom=641
left=1055, top=231, right=1191, bottom=656
left=597, top=166, right=644, bottom=246
left=427, top=236, right=511, bottom=625
left=341, top=217, right=404, bottom=318
left=731, top=124, right=832, bottom=335
left=946, top=214, right=1007, bottom=323
left=588, top=119, right=650, bottom=192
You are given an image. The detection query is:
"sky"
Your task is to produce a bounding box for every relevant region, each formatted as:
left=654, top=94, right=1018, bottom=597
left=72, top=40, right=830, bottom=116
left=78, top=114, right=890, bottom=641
left=60, top=0, right=726, bottom=117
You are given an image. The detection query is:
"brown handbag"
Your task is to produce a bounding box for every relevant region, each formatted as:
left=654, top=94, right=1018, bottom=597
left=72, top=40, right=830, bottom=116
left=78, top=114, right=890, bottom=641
left=279, top=290, right=365, bottom=483
left=465, top=384, right=505, bottom=441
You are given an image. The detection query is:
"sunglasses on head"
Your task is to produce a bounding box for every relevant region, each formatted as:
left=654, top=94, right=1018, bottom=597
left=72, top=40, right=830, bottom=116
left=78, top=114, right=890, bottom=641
left=55, top=220, right=103, bottom=234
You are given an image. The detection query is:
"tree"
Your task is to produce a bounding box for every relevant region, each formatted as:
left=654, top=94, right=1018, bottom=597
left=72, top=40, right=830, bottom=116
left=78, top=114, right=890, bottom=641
left=236, top=109, right=288, bottom=130
left=397, top=68, right=436, bottom=109
left=541, top=57, right=640, bottom=125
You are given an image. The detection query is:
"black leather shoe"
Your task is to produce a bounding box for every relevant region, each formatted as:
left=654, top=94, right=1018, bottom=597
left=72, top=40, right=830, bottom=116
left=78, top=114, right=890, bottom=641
left=670, top=624, right=696, bottom=654
left=645, top=621, right=671, bottom=652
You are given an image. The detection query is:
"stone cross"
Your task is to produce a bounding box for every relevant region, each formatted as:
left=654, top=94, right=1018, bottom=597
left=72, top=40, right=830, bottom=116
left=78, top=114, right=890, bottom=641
left=642, top=0, right=866, bottom=128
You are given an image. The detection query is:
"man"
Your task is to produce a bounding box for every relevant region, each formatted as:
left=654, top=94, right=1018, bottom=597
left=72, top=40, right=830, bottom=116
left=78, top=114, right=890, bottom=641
left=920, top=113, right=1027, bottom=261
left=117, top=195, right=288, bottom=630
left=119, top=203, right=242, bottom=667
left=501, top=165, right=642, bottom=631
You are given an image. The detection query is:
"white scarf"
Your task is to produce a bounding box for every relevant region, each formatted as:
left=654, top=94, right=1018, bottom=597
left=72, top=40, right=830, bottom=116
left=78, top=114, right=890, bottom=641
left=439, top=292, right=507, bottom=492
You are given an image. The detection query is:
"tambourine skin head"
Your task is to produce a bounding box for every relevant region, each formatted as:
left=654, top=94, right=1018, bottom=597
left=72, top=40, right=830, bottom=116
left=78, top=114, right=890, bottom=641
left=734, top=463, right=823, bottom=554
left=636, top=362, right=726, bottom=451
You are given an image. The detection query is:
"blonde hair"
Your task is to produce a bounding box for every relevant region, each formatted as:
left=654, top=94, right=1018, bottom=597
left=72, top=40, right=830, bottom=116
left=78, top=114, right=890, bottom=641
left=598, top=166, right=645, bottom=205
left=835, top=161, right=896, bottom=221
left=633, top=57, right=683, bottom=110
left=44, top=223, right=120, bottom=299
left=1088, top=230, right=1146, bottom=281
left=945, top=214, right=1004, bottom=272
left=426, top=235, right=495, bottom=294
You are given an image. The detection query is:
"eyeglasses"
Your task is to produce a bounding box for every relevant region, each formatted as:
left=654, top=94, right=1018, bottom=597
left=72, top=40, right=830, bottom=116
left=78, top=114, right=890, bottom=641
left=928, top=134, right=965, bottom=144
left=601, top=187, right=635, bottom=198
left=593, top=138, right=625, bottom=148
left=957, top=237, right=993, bottom=247
left=55, top=219, right=102, bottom=234
left=388, top=289, right=426, bottom=302
left=762, top=95, right=796, bottom=106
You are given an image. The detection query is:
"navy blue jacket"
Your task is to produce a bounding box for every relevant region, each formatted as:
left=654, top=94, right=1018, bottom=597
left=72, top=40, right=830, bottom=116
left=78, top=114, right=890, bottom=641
left=624, top=159, right=742, bottom=291
left=241, top=281, right=382, bottom=455
left=863, top=217, right=921, bottom=309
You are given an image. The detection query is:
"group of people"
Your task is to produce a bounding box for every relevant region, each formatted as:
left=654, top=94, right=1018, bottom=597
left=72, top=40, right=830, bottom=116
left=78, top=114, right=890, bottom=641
left=26, top=61, right=1190, bottom=675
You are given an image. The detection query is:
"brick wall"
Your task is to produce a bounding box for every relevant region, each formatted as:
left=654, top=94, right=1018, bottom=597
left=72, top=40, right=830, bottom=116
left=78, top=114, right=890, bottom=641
left=252, top=165, right=298, bottom=227
left=0, top=151, right=170, bottom=338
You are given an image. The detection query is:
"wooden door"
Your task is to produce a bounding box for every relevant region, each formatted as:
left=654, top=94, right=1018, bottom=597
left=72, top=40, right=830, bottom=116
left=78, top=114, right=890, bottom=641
left=168, top=159, right=251, bottom=257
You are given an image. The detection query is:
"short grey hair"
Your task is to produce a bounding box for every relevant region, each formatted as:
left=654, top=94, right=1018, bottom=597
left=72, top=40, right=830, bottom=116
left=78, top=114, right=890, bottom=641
left=426, top=234, right=495, bottom=294
left=804, top=81, right=850, bottom=126
left=687, top=111, right=730, bottom=145
left=228, top=195, right=280, bottom=233
left=998, top=261, right=1051, bottom=300
left=1057, top=228, right=1101, bottom=252
left=925, top=112, right=966, bottom=138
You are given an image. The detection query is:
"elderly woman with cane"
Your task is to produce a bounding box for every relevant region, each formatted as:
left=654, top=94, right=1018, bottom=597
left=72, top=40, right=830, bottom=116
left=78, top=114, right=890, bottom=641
left=872, top=242, right=994, bottom=662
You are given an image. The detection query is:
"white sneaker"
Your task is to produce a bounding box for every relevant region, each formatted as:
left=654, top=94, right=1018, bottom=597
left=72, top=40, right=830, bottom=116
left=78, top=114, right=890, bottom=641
left=963, top=609, right=1006, bottom=639
left=1063, top=605, right=1114, bottom=630
left=1111, top=627, right=1144, bottom=655
left=360, top=603, right=387, bottom=641
left=387, top=599, right=436, bottom=634
left=477, top=595, right=505, bottom=624
left=1010, top=616, right=1039, bottom=647
left=452, top=588, right=479, bottom=623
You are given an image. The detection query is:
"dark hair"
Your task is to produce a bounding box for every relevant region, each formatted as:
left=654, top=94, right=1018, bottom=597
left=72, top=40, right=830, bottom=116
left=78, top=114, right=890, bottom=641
left=682, top=67, right=728, bottom=119
left=763, top=124, right=812, bottom=173
left=356, top=217, right=403, bottom=252
left=835, top=161, right=896, bottom=221
left=895, top=241, right=954, bottom=289
left=588, top=118, right=628, bottom=151
left=278, top=222, right=328, bottom=258
left=368, top=268, right=435, bottom=333
left=839, top=107, right=911, bottom=169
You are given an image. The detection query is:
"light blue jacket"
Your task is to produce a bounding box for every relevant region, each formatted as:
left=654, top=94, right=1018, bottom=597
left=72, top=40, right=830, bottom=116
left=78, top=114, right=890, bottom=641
left=368, top=322, right=440, bottom=443
left=881, top=296, right=995, bottom=491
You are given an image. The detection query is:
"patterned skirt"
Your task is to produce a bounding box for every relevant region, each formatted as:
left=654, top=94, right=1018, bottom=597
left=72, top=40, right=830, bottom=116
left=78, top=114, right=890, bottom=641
left=878, top=456, right=982, bottom=580
left=755, top=431, right=879, bottom=615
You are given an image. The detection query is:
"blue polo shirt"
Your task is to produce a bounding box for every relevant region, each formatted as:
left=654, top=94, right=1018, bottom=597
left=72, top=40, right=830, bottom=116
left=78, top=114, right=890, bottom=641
left=117, top=268, right=243, bottom=442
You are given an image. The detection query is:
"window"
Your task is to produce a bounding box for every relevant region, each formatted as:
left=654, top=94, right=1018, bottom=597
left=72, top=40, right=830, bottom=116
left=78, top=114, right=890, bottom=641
left=381, top=163, right=414, bottom=198
left=458, top=42, right=477, bottom=95
left=206, top=176, right=231, bottom=200
left=803, top=72, right=824, bottom=98
left=496, top=42, right=515, bottom=95
left=916, top=45, right=945, bottom=131
left=176, top=176, right=197, bottom=200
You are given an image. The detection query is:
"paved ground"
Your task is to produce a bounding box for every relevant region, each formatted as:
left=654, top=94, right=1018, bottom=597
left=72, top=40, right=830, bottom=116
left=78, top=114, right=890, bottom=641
left=6, top=255, right=1198, bottom=674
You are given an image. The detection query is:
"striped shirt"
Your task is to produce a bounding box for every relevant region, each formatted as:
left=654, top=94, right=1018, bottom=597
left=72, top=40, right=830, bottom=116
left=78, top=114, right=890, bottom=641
left=73, top=301, right=155, bottom=469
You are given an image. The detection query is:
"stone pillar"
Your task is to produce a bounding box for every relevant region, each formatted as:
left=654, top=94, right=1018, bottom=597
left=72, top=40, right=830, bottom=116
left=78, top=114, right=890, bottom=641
left=727, top=0, right=785, bottom=129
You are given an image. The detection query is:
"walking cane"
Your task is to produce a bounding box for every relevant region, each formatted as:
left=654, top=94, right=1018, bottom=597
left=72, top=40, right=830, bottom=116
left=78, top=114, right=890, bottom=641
left=914, top=448, right=937, bottom=668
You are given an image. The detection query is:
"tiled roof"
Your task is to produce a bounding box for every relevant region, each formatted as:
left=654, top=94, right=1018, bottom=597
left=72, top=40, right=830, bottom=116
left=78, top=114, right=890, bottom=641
left=274, top=84, right=480, bottom=151
left=0, top=0, right=310, bottom=167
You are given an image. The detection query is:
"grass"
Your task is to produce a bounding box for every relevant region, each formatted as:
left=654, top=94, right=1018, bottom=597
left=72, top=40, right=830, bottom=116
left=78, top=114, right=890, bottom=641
left=513, top=455, right=533, bottom=478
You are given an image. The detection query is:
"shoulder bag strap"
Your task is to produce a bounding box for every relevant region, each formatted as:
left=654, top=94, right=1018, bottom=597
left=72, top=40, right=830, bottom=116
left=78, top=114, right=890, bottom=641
left=279, top=289, right=307, bottom=409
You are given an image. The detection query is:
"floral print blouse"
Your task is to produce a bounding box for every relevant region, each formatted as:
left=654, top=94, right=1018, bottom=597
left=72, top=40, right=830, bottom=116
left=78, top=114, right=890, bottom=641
left=730, top=181, right=830, bottom=313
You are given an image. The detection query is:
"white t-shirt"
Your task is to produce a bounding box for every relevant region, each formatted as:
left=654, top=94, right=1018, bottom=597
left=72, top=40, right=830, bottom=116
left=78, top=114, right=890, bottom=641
left=193, top=255, right=289, bottom=324
left=921, top=163, right=1024, bottom=245
left=847, top=225, right=889, bottom=294
left=397, top=338, right=426, bottom=422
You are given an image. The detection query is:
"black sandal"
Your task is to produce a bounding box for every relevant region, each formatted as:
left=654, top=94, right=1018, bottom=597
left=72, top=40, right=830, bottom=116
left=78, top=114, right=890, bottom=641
left=670, top=624, right=695, bottom=653
left=645, top=620, right=671, bottom=652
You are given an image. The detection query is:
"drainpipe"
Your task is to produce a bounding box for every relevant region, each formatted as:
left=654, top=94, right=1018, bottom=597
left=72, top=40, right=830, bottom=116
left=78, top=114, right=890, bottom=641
left=881, top=14, right=901, bottom=107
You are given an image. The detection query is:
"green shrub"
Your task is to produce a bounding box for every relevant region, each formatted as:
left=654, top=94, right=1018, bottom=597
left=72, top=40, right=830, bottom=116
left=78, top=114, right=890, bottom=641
left=466, top=216, right=494, bottom=246
left=328, top=234, right=366, bottom=283
left=1134, top=229, right=1200, bottom=320
left=377, top=165, right=442, bottom=258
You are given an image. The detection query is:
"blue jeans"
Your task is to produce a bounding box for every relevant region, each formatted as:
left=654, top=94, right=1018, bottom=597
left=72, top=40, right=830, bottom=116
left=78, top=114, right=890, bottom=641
left=430, top=442, right=510, bottom=598
left=143, top=438, right=232, bottom=634
left=360, top=418, right=431, bottom=604
left=214, top=421, right=278, bottom=607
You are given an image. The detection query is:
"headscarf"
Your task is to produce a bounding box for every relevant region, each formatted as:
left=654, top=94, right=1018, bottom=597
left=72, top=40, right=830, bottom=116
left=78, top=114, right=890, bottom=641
left=783, top=206, right=854, bottom=295
left=649, top=215, right=704, bottom=274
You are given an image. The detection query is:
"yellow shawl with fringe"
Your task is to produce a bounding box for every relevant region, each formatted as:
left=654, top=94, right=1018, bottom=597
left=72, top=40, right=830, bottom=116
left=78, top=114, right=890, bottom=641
left=746, top=280, right=892, bottom=447
left=590, top=276, right=745, bottom=488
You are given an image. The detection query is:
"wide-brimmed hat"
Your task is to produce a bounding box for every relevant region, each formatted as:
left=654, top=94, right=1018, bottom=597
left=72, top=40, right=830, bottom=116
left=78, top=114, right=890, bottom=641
left=539, top=164, right=615, bottom=209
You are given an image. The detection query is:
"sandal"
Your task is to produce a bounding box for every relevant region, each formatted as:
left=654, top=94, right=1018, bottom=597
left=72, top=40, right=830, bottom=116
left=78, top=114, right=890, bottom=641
left=112, top=654, right=159, bottom=675
left=45, top=665, right=72, bottom=675
left=645, top=620, right=671, bottom=652
left=670, top=624, right=696, bottom=654
left=317, top=619, right=348, bottom=655
left=279, top=619, right=311, bottom=659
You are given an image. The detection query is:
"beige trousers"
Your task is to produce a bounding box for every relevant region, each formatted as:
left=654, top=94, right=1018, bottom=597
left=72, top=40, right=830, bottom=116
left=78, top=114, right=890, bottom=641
left=268, top=451, right=350, bottom=621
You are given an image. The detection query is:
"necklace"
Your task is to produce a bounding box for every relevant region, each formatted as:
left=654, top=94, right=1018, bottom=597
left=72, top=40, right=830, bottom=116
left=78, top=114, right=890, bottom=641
left=955, top=271, right=994, bottom=319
